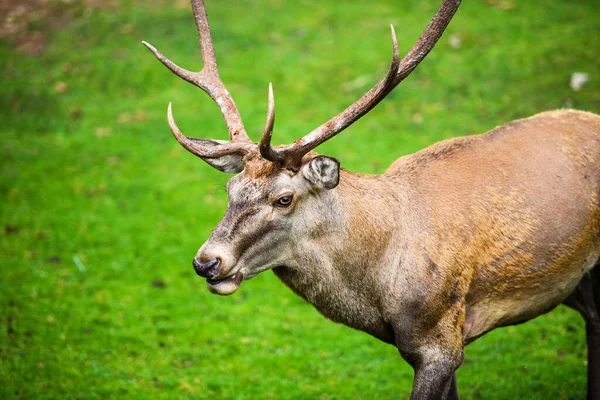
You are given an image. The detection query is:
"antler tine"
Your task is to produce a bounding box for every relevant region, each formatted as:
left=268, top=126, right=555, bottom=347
left=278, top=0, right=461, bottom=169
left=393, top=0, right=461, bottom=84
left=190, top=0, right=218, bottom=74
left=260, top=83, right=288, bottom=163
left=168, top=103, right=252, bottom=157
left=143, top=0, right=251, bottom=146
left=142, top=41, right=201, bottom=87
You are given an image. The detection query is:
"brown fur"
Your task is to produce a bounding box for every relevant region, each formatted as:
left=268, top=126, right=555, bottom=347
left=242, top=150, right=281, bottom=179
left=381, top=110, right=600, bottom=342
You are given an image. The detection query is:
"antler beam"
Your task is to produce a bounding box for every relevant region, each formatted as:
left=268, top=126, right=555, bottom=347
left=260, top=0, right=461, bottom=170
left=143, top=0, right=254, bottom=159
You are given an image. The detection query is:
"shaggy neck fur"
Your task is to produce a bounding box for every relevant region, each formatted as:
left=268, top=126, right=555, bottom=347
left=273, top=170, right=403, bottom=342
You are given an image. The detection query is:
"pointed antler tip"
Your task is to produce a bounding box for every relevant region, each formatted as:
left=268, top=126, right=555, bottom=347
left=390, top=25, right=398, bottom=43
left=261, top=82, right=276, bottom=153
left=166, top=102, right=186, bottom=142
left=389, top=25, right=400, bottom=64
left=142, top=41, right=162, bottom=57
left=167, top=102, right=176, bottom=125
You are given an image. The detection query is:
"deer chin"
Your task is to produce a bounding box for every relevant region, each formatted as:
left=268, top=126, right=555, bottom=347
left=206, top=272, right=244, bottom=295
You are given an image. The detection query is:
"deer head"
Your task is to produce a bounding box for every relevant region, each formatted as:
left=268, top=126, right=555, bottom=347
left=143, top=0, right=460, bottom=295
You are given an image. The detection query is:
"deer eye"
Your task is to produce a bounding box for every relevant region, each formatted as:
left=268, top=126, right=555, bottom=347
left=275, top=195, right=293, bottom=207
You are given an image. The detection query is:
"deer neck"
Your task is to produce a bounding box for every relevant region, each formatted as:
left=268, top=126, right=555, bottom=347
left=273, top=171, right=401, bottom=342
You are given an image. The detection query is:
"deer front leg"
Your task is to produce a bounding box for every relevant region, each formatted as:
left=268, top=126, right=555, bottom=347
left=407, top=346, right=463, bottom=400
left=395, top=304, right=465, bottom=400
left=449, top=372, right=459, bottom=400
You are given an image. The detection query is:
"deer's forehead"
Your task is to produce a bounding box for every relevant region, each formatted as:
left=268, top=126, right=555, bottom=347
left=227, top=172, right=295, bottom=203
left=227, top=180, right=265, bottom=204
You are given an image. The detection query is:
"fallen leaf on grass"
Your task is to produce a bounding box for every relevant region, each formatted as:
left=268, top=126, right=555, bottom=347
left=117, top=112, right=132, bottom=124
left=106, top=155, right=120, bottom=165
left=135, top=110, right=148, bottom=122
left=485, top=0, right=516, bottom=11
left=25, top=250, right=37, bottom=260
left=47, top=255, right=61, bottom=264
left=117, top=110, right=148, bottom=123
left=53, top=81, right=68, bottom=93
left=95, top=127, right=113, bottom=137
left=570, top=72, right=589, bottom=91
left=120, top=23, right=134, bottom=34
left=448, top=33, right=461, bottom=49
left=73, top=254, right=86, bottom=273
left=5, top=225, right=20, bottom=234
left=412, top=113, right=424, bottom=124
left=174, top=0, right=189, bottom=9
left=70, top=108, right=83, bottom=119
left=341, top=74, right=376, bottom=93
left=152, top=279, right=166, bottom=288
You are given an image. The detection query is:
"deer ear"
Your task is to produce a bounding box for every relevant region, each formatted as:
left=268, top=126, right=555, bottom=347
left=301, top=156, right=340, bottom=189
left=187, top=138, right=244, bottom=174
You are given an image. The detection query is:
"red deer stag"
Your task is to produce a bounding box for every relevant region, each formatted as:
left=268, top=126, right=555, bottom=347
left=143, top=0, right=600, bottom=398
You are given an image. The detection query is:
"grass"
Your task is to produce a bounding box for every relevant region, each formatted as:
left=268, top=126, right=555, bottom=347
left=1, top=0, right=599, bottom=398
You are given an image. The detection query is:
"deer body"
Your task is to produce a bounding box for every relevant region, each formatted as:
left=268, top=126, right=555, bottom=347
left=144, top=0, right=600, bottom=398
left=274, top=110, right=600, bottom=346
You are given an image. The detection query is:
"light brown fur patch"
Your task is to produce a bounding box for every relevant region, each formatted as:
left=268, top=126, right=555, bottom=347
left=242, top=151, right=281, bottom=180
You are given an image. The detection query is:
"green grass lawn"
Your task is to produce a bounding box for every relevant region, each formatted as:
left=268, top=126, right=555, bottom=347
left=1, top=0, right=599, bottom=398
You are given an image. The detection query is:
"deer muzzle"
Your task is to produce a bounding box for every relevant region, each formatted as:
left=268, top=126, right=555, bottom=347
left=193, top=253, right=244, bottom=296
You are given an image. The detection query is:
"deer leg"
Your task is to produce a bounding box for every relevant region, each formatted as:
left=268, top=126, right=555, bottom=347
left=448, top=372, right=460, bottom=400
left=563, top=267, right=600, bottom=400
left=590, top=266, right=600, bottom=400
left=404, top=348, right=463, bottom=400
left=395, top=303, right=465, bottom=400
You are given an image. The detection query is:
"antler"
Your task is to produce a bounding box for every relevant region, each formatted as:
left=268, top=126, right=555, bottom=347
left=259, top=83, right=278, bottom=161
left=143, top=0, right=253, bottom=158
left=260, top=0, right=462, bottom=170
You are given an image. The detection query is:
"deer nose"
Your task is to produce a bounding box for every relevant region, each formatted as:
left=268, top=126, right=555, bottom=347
left=192, top=257, right=221, bottom=279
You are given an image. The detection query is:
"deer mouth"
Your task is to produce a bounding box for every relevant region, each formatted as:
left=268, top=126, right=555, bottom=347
left=206, top=271, right=244, bottom=295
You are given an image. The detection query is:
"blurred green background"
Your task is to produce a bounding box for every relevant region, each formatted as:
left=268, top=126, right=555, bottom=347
left=1, top=0, right=599, bottom=398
